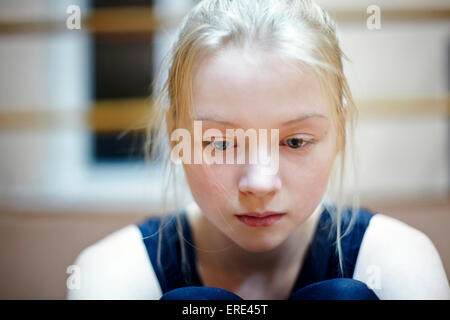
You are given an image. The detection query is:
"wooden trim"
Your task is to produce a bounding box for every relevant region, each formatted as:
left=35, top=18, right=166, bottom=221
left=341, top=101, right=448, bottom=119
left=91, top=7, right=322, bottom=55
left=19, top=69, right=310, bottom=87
left=0, top=98, right=150, bottom=132
left=0, top=97, right=448, bottom=132
left=0, top=108, right=81, bottom=130
left=89, top=98, right=150, bottom=132
left=333, top=8, right=450, bottom=23
left=0, top=8, right=449, bottom=34
left=85, top=7, right=161, bottom=34
left=0, top=20, right=65, bottom=34
left=0, top=7, right=162, bottom=35
left=357, top=97, right=450, bottom=117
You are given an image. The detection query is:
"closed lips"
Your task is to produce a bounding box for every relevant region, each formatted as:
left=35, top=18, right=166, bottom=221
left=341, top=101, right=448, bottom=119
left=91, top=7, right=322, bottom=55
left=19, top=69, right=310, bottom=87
left=237, top=212, right=285, bottom=217
left=235, top=212, right=285, bottom=227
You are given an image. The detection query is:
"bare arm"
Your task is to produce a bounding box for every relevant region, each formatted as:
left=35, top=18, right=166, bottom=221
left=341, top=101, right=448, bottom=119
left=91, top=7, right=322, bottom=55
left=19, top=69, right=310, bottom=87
left=353, top=214, right=450, bottom=300
left=66, top=225, right=163, bottom=300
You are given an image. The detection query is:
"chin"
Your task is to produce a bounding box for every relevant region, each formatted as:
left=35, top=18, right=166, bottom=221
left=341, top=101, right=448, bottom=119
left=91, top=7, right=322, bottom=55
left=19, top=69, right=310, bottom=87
left=234, top=234, right=286, bottom=253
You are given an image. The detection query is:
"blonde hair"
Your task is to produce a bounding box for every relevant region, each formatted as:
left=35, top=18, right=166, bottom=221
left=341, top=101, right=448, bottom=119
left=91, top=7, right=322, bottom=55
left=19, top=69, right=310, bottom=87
left=145, top=0, right=360, bottom=280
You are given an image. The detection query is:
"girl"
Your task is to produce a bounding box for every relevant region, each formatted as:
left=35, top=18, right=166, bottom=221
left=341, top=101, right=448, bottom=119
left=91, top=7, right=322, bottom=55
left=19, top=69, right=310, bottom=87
left=68, top=0, right=449, bottom=300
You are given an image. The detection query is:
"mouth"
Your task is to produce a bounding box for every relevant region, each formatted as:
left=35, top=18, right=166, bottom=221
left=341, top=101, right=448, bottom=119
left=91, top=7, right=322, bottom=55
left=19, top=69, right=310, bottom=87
left=235, top=212, right=285, bottom=227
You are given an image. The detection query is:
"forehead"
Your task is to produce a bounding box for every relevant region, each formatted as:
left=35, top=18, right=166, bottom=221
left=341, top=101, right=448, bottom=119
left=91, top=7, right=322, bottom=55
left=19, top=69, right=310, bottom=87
left=191, top=46, right=330, bottom=127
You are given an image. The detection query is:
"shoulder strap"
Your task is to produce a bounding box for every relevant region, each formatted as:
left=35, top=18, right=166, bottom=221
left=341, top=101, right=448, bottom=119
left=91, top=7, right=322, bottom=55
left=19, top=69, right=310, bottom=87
left=136, top=210, right=202, bottom=294
left=291, top=206, right=375, bottom=292
left=334, top=207, right=375, bottom=278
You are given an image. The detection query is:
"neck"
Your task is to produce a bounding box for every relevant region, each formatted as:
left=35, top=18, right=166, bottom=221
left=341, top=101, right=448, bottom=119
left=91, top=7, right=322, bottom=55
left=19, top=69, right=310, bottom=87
left=187, top=201, right=324, bottom=277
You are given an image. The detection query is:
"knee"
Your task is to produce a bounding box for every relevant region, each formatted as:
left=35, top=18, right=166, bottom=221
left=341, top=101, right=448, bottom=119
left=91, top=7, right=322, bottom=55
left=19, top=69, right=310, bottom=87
left=290, top=278, right=379, bottom=300
left=160, top=286, right=243, bottom=300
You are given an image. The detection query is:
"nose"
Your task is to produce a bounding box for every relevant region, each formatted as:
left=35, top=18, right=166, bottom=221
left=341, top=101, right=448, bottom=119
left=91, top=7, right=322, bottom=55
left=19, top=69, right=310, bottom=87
left=238, top=163, right=282, bottom=197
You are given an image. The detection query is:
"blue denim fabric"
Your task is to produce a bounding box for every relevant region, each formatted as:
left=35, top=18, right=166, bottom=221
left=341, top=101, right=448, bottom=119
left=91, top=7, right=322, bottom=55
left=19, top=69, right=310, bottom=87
left=160, top=286, right=243, bottom=300
left=288, top=278, right=379, bottom=300
left=160, top=278, right=379, bottom=300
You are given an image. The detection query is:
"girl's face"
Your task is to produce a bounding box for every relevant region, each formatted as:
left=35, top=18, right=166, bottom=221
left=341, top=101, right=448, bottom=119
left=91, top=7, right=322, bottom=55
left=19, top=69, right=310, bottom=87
left=182, top=46, right=338, bottom=252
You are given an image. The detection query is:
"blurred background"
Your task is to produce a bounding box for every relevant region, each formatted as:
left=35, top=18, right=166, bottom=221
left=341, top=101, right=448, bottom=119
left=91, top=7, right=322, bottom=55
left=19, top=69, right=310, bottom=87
left=0, top=0, right=448, bottom=299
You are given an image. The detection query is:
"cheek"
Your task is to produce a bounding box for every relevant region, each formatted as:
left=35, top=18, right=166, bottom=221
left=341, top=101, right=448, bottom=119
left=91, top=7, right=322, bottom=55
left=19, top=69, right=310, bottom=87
left=183, top=164, right=234, bottom=208
left=281, top=139, right=335, bottom=203
left=282, top=159, right=330, bottom=199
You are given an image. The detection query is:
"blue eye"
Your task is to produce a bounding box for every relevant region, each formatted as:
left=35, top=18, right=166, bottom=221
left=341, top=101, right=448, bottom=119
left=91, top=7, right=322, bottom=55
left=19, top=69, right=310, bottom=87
left=204, top=139, right=235, bottom=150
left=283, top=137, right=314, bottom=150
left=213, top=140, right=230, bottom=150
left=203, top=137, right=314, bottom=151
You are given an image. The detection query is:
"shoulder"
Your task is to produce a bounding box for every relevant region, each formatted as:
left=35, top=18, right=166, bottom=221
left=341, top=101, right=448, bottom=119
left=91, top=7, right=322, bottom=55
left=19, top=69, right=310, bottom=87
left=66, top=223, right=163, bottom=300
left=353, top=213, right=450, bottom=299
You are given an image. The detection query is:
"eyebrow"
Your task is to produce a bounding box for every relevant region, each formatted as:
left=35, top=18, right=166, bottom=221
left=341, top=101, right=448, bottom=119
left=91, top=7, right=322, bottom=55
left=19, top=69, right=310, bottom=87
left=194, top=112, right=328, bottom=126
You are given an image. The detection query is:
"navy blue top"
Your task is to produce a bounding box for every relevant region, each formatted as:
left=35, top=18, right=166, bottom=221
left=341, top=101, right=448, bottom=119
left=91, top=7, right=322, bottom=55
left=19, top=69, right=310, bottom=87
left=136, top=205, right=375, bottom=296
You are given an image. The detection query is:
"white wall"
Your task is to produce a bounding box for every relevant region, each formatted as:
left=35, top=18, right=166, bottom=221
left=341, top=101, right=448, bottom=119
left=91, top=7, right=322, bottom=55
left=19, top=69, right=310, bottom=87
left=336, top=19, right=449, bottom=202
